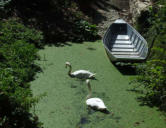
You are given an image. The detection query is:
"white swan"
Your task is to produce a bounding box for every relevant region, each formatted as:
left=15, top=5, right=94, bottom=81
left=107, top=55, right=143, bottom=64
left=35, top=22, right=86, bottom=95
left=86, top=79, right=107, bottom=110
left=65, top=62, right=96, bottom=79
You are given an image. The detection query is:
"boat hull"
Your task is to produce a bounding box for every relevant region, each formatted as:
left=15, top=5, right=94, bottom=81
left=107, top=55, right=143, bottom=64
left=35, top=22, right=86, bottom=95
left=103, top=19, right=148, bottom=62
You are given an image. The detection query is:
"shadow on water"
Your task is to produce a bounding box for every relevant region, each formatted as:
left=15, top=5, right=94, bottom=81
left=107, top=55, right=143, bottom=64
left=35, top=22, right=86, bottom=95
left=138, top=97, right=166, bottom=113
left=76, top=109, right=119, bottom=128
left=127, top=87, right=166, bottom=113
left=73, top=77, right=98, bottom=81
left=87, top=108, right=122, bottom=124
left=126, top=87, right=153, bottom=107
left=70, top=84, right=78, bottom=88
left=109, top=114, right=122, bottom=123
left=87, top=107, right=111, bottom=115
left=54, top=42, right=73, bottom=47
left=87, top=47, right=96, bottom=51
left=126, top=88, right=144, bottom=94
left=112, top=62, right=137, bottom=75
left=76, top=115, right=90, bottom=128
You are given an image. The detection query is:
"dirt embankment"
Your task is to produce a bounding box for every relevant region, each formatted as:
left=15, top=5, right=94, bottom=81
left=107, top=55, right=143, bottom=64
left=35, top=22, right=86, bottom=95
left=80, top=0, right=151, bottom=37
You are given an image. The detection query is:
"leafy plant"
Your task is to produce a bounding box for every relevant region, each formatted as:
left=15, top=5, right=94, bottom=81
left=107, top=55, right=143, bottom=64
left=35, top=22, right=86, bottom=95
left=0, top=19, right=43, bottom=47
left=134, top=0, right=166, bottom=110
left=134, top=60, right=166, bottom=106
left=75, top=20, right=98, bottom=41
left=0, top=19, right=44, bottom=128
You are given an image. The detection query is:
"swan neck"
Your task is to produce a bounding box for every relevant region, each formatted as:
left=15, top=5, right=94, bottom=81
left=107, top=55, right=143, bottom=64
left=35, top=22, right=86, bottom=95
left=86, top=82, right=92, bottom=99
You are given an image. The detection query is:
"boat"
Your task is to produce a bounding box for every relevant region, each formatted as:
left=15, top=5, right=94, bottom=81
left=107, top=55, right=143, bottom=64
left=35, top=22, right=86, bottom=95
left=103, top=19, right=148, bottom=62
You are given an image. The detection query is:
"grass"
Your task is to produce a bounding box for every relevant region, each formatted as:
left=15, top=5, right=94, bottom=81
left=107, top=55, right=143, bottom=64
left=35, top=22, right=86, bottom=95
left=31, top=40, right=166, bottom=128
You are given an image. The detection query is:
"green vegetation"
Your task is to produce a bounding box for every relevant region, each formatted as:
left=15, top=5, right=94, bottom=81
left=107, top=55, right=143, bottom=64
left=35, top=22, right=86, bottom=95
left=0, top=19, right=43, bottom=128
left=1, top=0, right=99, bottom=43
left=134, top=0, right=166, bottom=110
left=0, top=19, right=43, bottom=47
left=31, top=41, right=166, bottom=128
left=75, top=20, right=98, bottom=41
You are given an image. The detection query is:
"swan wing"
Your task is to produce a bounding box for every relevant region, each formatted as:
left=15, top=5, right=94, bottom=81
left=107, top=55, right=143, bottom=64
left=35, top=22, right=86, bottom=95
left=73, top=70, right=92, bottom=74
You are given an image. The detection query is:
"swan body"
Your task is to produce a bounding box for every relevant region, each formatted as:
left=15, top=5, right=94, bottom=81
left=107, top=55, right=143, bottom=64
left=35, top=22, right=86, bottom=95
left=86, top=79, right=107, bottom=110
left=65, top=62, right=95, bottom=79
left=71, top=70, right=95, bottom=78
left=86, top=98, right=107, bottom=109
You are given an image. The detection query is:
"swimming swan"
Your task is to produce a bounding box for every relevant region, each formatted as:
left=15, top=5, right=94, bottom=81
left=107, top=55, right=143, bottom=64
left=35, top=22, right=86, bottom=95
left=65, top=62, right=96, bottom=79
left=86, top=79, right=107, bottom=110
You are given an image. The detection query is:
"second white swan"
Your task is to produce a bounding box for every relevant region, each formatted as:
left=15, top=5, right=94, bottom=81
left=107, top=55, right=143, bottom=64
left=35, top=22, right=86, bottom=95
left=86, top=79, right=107, bottom=110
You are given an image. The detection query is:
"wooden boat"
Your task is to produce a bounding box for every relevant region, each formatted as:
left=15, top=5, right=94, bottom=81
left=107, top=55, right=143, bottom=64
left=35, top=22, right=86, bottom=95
left=103, top=19, right=148, bottom=62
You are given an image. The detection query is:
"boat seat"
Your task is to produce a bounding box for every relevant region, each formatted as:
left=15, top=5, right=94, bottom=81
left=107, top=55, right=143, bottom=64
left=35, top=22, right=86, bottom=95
left=111, top=51, right=139, bottom=55
left=113, top=40, right=132, bottom=45
left=111, top=48, right=136, bottom=52
left=114, top=54, right=145, bottom=60
left=112, top=44, right=135, bottom=49
left=115, top=35, right=130, bottom=40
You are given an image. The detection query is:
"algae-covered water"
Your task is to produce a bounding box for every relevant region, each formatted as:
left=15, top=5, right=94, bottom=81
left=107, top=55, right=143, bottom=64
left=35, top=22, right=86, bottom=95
left=31, top=41, right=166, bottom=128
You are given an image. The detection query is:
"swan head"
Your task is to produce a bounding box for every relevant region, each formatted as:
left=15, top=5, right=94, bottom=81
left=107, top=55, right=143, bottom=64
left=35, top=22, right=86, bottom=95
left=65, top=62, right=71, bottom=68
